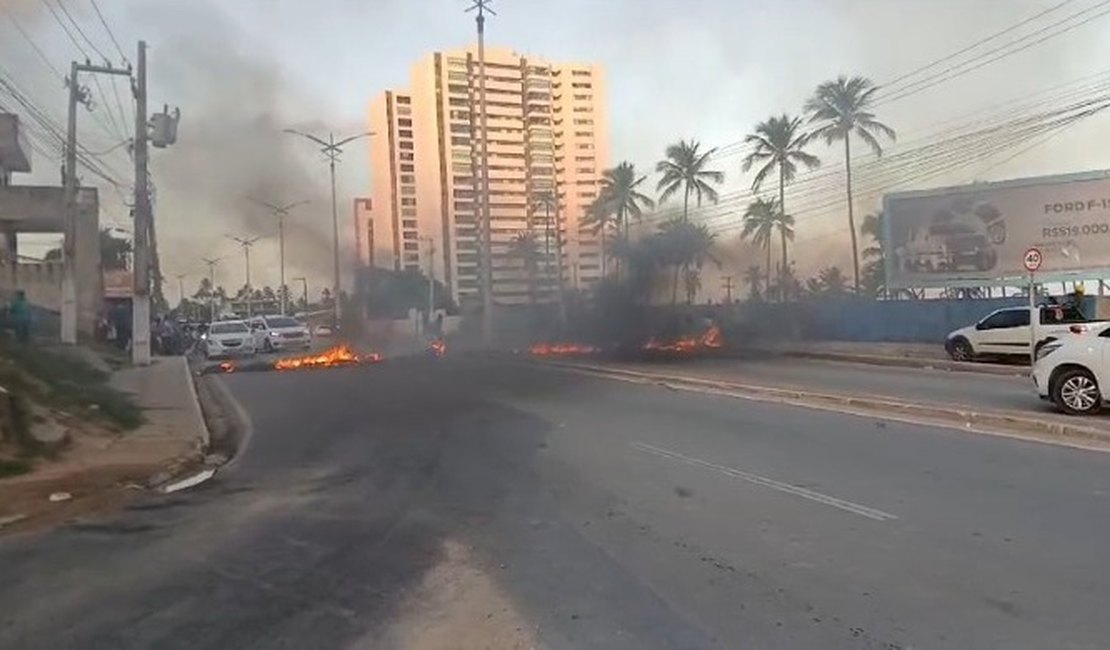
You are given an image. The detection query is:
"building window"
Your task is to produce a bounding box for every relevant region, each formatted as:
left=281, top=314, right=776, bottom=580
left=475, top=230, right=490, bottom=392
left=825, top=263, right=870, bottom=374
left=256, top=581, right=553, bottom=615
left=400, top=174, right=415, bottom=184
left=400, top=151, right=414, bottom=161
left=573, top=118, right=594, bottom=126
left=455, top=202, right=474, bottom=212
left=398, top=118, right=412, bottom=127
left=396, top=106, right=412, bottom=116
left=577, top=143, right=593, bottom=150
left=451, top=136, right=469, bottom=146
left=447, top=57, right=467, bottom=69
left=448, top=84, right=469, bottom=94
left=401, top=208, right=417, bottom=217
left=401, top=186, right=416, bottom=196
left=448, top=97, right=468, bottom=107
left=574, top=131, right=591, bottom=137
left=448, top=71, right=469, bottom=82
left=402, top=219, right=417, bottom=228
left=401, top=163, right=414, bottom=172
left=401, top=198, right=416, bottom=207
left=404, top=243, right=419, bottom=252
left=399, top=129, right=413, bottom=139
left=399, top=141, right=414, bottom=150
left=453, top=175, right=473, bottom=185
left=579, top=191, right=596, bottom=199
left=573, top=106, right=590, bottom=113
left=576, top=167, right=594, bottom=174
left=453, top=189, right=474, bottom=199
left=573, top=94, right=592, bottom=101
left=396, top=96, right=411, bottom=104
left=572, top=82, right=592, bottom=89
left=450, top=123, right=471, bottom=134
left=449, top=110, right=470, bottom=120
left=403, top=232, right=418, bottom=241
left=572, top=70, right=590, bottom=77
left=452, top=162, right=471, bottom=174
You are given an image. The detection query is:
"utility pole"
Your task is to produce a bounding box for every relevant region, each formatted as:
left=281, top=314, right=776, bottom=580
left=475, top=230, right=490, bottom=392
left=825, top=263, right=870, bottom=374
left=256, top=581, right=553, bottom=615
left=722, top=275, right=734, bottom=303
left=229, top=236, right=259, bottom=318
left=202, top=257, right=219, bottom=322
left=63, top=58, right=130, bottom=344
left=175, top=272, right=186, bottom=309
left=131, top=41, right=152, bottom=364
left=467, top=0, right=496, bottom=346
left=250, top=198, right=309, bottom=315
left=284, top=129, right=372, bottom=329
left=421, top=236, right=436, bottom=323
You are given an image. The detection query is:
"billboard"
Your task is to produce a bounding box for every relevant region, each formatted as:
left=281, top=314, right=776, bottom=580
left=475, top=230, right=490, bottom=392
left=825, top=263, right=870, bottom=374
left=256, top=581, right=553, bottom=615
left=883, top=170, right=1110, bottom=288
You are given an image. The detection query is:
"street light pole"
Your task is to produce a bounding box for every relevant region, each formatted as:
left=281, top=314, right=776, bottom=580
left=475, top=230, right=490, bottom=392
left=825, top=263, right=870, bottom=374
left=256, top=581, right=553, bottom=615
left=284, top=129, right=372, bottom=329
left=249, top=198, right=309, bottom=315
left=228, top=236, right=259, bottom=319
left=466, top=0, right=496, bottom=346
left=201, top=256, right=220, bottom=322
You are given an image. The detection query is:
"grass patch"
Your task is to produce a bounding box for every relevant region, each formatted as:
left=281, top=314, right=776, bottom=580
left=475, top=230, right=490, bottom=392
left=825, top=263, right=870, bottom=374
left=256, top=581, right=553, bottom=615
left=0, top=339, right=142, bottom=431
left=0, top=458, right=32, bottom=478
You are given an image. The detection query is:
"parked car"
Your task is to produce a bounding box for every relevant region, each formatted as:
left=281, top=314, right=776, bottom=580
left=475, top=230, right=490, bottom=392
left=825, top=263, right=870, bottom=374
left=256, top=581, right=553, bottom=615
left=1032, top=326, right=1110, bottom=414
left=201, top=320, right=256, bottom=359
left=250, top=315, right=312, bottom=353
left=945, top=305, right=1103, bottom=361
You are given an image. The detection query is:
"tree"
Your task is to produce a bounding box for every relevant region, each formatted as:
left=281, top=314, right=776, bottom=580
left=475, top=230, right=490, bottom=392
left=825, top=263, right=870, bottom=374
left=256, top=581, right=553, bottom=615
left=321, top=287, right=334, bottom=307
left=683, top=266, right=702, bottom=305
left=743, top=265, right=764, bottom=301
left=508, top=231, right=541, bottom=305
left=658, top=218, right=716, bottom=306
left=583, top=197, right=615, bottom=278
left=859, top=211, right=886, bottom=297
left=656, top=140, right=724, bottom=222
left=598, top=162, right=655, bottom=238
left=741, top=198, right=784, bottom=298
left=816, top=266, right=849, bottom=294
left=805, top=75, right=896, bottom=291
left=741, top=114, right=820, bottom=275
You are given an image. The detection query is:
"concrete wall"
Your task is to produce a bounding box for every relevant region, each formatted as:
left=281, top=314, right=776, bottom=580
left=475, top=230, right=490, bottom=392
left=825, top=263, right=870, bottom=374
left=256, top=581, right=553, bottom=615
left=0, top=262, right=62, bottom=311
left=738, top=296, right=1101, bottom=343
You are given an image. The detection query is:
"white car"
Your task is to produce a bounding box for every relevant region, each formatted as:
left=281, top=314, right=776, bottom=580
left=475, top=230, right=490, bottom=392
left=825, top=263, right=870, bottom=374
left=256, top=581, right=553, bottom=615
left=944, top=305, right=1103, bottom=361
left=201, top=320, right=256, bottom=359
left=1033, top=326, right=1110, bottom=414
left=250, top=315, right=312, bottom=353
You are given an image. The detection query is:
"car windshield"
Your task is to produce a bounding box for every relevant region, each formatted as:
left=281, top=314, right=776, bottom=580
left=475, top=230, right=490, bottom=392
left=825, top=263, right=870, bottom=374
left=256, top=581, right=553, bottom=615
left=210, top=322, right=248, bottom=334
left=265, top=317, right=299, bottom=328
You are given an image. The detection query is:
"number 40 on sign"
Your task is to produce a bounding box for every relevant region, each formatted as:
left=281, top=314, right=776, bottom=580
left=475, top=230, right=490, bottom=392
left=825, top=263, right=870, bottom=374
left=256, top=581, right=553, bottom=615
left=1024, top=247, right=1043, bottom=273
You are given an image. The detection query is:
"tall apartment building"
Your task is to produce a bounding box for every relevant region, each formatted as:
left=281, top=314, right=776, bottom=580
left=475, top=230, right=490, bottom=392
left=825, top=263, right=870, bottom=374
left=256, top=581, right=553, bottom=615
left=362, top=46, right=609, bottom=306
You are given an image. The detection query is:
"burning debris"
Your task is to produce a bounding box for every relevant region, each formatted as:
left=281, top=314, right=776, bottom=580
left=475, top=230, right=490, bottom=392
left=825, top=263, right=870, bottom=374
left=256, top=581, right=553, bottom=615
left=528, top=343, right=602, bottom=357
left=203, top=344, right=383, bottom=374
left=643, top=325, right=724, bottom=354
left=427, top=339, right=448, bottom=358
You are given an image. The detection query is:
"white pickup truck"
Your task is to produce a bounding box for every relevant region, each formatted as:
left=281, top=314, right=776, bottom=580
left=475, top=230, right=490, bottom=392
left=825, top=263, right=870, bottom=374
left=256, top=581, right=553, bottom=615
left=945, top=305, right=1105, bottom=361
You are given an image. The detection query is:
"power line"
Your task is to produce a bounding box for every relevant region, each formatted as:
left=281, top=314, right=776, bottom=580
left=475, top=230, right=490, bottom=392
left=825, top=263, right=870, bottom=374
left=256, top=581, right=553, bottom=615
left=2, top=9, right=65, bottom=80
left=54, top=0, right=112, bottom=63
left=89, top=0, right=129, bottom=64
left=42, top=0, right=90, bottom=59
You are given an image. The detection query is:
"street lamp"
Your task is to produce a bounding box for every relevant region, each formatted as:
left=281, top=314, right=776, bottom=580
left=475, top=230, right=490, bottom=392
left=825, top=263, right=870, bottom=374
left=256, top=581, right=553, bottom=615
left=284, top=128, right=373, bottom=329
left=249, top=198, right=309, bottom=315
left=227, top=235, right=260, bottom=319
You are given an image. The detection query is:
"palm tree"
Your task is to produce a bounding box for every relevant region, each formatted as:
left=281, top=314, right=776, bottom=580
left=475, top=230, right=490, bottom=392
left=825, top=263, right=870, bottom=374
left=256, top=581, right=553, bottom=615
left=741, top=114, right=820, bottom=274
left=658, top=218, right=716, bottom=306
left=683, top=266, right=702, bottom=305
left=817, top=266, right=849, bottom=293
left=743, top=265, right=763, bottom=301
left=805, top=75, right=896, bottom=291
left=656, top=140, right=724, bottom=222
left=740, top=198, right=780, bottom=297
left=859, top=211, right=886, bottom=297
left=508, top=231, right=541, bottom=305
left=598, top=162, right=656, bottom=237
left=583, top=196, right=618, bottom=278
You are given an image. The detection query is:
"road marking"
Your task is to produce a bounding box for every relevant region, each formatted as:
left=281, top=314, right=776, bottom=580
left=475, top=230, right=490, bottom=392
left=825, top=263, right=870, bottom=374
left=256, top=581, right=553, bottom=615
left=630, top=441, right=898, bottom=522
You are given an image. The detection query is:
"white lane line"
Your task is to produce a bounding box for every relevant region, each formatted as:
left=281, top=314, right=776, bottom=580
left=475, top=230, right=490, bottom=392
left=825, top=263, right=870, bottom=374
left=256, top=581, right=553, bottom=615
left=630, top=441, right=898, bottom=522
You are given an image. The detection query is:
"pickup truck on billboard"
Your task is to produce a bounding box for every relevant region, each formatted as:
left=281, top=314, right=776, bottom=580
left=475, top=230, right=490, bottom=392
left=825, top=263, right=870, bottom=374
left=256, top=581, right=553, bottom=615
left=883, top=170, right=1110, bottom=288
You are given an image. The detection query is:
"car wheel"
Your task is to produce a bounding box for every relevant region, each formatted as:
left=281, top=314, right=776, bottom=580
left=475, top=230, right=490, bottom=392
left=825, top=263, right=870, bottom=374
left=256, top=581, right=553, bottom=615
left=948, top=338, right=974, bottom=362
left=1052, top=368, right=1102, bottom=415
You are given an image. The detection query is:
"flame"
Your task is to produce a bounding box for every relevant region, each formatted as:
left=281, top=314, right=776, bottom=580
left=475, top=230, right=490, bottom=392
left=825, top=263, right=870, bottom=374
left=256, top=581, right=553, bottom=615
left=428, top=339, right=447, bottom=357
left=529, top=342, right=601, bottom=357
left=643, top=325, right=724, bottom=354
left=218, top=361, right=235, bottom=373
left=273, top=344, right=374, bottom=370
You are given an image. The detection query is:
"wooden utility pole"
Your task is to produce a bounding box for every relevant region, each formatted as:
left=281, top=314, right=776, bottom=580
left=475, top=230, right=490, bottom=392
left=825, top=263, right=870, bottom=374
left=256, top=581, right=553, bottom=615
left=467, top=0, right=496, bottom=345
left=131, top=41, right=152, bottom=364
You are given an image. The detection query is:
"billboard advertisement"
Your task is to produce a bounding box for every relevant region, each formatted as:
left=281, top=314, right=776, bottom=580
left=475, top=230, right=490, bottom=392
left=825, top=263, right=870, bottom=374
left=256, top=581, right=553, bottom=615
left=883, top=170, right=1110, bottom=288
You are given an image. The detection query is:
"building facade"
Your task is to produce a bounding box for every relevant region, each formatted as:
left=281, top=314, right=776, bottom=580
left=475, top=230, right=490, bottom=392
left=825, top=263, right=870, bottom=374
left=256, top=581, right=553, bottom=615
left=362, top=46, right=609, bottom=306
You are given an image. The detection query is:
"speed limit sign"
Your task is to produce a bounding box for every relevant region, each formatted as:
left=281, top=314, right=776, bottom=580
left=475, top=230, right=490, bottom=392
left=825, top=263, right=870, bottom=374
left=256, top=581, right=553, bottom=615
left=1023, top=247, right=1043, bottom=272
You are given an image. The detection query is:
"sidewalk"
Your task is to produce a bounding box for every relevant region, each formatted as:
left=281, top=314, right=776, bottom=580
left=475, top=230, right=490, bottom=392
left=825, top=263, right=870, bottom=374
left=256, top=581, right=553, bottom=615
left=0, top=356, right=208, bottom=532
left=747, top=339, right=1024, bottom=375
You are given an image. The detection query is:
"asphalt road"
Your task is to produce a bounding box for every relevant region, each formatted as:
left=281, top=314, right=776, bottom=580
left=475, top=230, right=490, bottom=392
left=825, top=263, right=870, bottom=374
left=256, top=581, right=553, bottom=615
left=1, top=356, right=1110, bottom=648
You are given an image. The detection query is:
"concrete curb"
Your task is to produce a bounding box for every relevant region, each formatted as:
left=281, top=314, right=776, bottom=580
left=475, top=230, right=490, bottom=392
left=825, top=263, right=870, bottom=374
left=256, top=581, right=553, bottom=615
left=751, top=349, right=1027, bottom=377
left=542, top=360, right=1110, bottom=447
left=181, top=357, right=211, bottom=450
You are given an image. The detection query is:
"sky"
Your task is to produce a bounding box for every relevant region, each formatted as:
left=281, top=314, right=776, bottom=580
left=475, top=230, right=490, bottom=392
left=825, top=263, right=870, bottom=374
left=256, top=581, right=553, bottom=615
left=3, top=0, right=1110, bottom=300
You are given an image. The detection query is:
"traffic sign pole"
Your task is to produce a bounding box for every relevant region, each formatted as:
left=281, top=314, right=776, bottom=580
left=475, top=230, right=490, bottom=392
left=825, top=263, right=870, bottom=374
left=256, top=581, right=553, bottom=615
left=1024, top=247, right=1042, bottom=365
